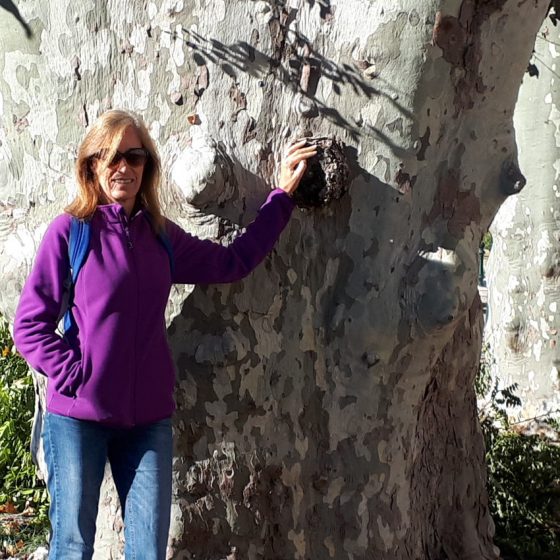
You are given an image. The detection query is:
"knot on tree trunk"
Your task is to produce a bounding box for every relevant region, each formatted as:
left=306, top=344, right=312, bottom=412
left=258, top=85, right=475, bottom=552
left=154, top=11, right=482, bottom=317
left=171, top=136, right=235, bottom=209
left=291, top=137, right=349, bottom=208
left=499, top=159, right=526, bottom=196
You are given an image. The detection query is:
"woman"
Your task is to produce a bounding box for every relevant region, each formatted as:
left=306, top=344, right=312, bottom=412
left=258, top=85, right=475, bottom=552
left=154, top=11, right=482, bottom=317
left=13, top=109, right=316, bottom=559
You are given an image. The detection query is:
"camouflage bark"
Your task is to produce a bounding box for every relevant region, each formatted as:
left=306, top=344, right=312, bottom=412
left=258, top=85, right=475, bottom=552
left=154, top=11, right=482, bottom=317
left=486, top=10, right=560, bottom=424
left=0, top=1, right=549, bottom=559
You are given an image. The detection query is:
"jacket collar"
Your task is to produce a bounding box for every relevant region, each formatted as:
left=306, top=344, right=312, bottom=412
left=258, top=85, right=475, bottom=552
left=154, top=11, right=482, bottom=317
left=95, top=203, right=146, bottom=223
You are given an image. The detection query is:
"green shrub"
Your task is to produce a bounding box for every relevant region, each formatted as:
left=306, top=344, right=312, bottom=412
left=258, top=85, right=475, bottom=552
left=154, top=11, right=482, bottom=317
left=482, top=232, right=493, bottom=252
left=0, top=317, right=49, bottom=549
left=478, top=345, right=560, bottom=560
left=487, top=430, right=560, bottom=560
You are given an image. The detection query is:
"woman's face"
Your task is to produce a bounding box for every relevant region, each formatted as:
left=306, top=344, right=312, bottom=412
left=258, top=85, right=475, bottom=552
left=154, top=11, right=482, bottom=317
left=94, top=126, right=146, bottom=215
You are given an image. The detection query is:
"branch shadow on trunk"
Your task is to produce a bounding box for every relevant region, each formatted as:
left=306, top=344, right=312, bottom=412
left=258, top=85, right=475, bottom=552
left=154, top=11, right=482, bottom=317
left=0, top=0, right=32, bottom=38
left=158, top=25, right=410, bottom=154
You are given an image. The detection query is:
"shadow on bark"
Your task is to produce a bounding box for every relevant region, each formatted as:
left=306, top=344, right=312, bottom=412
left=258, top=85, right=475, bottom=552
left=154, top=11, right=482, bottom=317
left=166, top=151, right=410, bottom=557
left=158, top=24, right=410, bottom=154
left=253, top=0, right=333, bottom=21
left=0, top=0, right=32, bottom=38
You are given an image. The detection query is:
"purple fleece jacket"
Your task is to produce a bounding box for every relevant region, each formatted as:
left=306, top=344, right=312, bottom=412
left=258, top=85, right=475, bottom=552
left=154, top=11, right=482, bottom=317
left=14, top=189, right=294, bottom=427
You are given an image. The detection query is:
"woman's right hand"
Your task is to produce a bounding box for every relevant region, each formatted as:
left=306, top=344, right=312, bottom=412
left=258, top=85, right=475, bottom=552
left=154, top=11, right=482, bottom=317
left=278, top=140, right=318, bottom=195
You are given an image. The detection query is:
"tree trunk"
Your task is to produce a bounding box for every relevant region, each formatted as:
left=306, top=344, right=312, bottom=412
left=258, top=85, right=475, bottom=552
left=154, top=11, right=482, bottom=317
left=486, top=10, right=560, bottom=423
left=0, top=1, right=549, bottom=558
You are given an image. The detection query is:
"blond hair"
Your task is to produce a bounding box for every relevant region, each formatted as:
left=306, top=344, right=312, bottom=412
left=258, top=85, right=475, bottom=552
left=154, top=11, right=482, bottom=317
left=66, top=109, right=164, bottom=232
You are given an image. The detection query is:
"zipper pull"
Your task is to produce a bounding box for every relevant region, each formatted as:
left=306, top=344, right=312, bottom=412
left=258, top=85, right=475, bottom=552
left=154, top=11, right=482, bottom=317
left=119, top=213, right=134, bottom=249
left=124, top=224, right=133, bottom=249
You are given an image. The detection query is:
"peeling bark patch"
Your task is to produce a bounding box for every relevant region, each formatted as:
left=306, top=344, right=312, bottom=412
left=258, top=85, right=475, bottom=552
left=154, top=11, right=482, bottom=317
left=417, top=127, right=430, bottom=161
left=268, top=7, right=292, bottom=62
left=426, top=169, right=481, bottom=237
left=432, top=14, right=466, bottom=67
left=229, top=83, right=247, bottom=122
left=120, top=40, right=134, bottom=55
left=395, top=168, right=416, bottom=195
left=299, top=57, right=321, bottom=96
left=433, top=1, right=509, bottom=112
left=355, top=59, right=378, bottom=79
left=194, top=64, right=209, bottom=98
left=386, top=117, right=404, bottom=136
left=170, top=91, right=183, bottom=105
left=409, top=9, right=420, bottom=26
left=257, top=145, right=275, bottom=180
left=13, top=114, right=29, bottom=133
left=250, top=28, right=259, bottom=47
left=242, top=117, right=257, bottom=144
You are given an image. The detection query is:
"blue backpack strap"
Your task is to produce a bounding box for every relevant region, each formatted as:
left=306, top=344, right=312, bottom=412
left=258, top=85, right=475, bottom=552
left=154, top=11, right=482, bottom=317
left=144, top=212, right=175, bottom=275
left=62, top=217, right=91, bottom=333
left=158, top=230, right=175, bottom=276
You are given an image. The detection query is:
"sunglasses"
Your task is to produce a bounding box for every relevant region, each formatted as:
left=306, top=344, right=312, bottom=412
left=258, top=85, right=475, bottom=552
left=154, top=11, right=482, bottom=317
left=94, top=148, right=150, bottom=167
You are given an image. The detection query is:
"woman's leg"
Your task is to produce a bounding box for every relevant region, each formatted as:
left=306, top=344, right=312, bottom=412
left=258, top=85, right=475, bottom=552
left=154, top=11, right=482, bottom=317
left=42, top=412, right=109, bottom=560
left=108, top=418, right=173, bottom=560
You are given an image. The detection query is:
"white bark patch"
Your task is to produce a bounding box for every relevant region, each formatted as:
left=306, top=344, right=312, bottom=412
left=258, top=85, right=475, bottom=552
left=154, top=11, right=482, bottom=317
left=534, top=338, right=542, bottom=362
left=536, top=231, right=553, bottom=264
left=3, top=55, right=59, bottom=144
left=541, top=318, right=550, bottom=339
left=254, top=1, right=274, bottom=25
left=147, top=2, right=157, bottom=19
left=130, top=25, right=148, bottom=54
left=332, top=0, right=385, bottom=51
left=170, top=24, right=186, bottom=66
left=288, top=529, right=306, bottom=559
left=294, top=435, right=308, bottom=459
left=81, top=29, right=112, bottom=72
left=299, top=286, right=315, bottom=352
left=536, top=285, right=546, bottom=307
left=0, top=128, right=12, bottom=198
left=492, top=195, right=518, bottom=232
left=324, top=537, right=335, bottom=558
left=213, top=0, right=226, bottom=22
left=5, top=223, right=46, bottom=263
left=282, top=462, right=303, bottom=526
left=377, top=515, right=394, bottom=551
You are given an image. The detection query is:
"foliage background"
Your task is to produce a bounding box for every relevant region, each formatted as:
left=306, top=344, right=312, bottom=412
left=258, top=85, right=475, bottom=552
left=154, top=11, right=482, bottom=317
left=0, top=317, right=48, bottom=556
left=478, top=345, right=560, bottom=560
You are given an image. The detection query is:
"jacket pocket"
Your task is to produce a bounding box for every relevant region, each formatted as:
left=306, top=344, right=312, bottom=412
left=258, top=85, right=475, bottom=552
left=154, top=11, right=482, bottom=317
left=56, top=358, right=83, bottom=398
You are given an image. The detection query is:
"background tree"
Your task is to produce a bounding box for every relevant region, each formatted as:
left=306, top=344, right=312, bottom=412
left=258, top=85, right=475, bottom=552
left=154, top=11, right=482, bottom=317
left=0, top=1, right=550, bottom=558
left=486, top=7, right=560, bottom=423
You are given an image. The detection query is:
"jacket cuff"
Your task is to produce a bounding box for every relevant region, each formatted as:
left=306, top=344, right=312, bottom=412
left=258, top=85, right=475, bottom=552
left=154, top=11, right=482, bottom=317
left=266, top=188, right=297, bottom=208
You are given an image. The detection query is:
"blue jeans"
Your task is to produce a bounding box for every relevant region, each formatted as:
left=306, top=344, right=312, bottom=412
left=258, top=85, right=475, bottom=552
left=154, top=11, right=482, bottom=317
left=42, top=412, right=173, bottom=560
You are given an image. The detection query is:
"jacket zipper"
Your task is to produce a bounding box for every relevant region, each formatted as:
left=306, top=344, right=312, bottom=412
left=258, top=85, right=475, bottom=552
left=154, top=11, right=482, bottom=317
left=120, top=211, right=137, bottom=425
left=119, top=213, right=134, bottom=249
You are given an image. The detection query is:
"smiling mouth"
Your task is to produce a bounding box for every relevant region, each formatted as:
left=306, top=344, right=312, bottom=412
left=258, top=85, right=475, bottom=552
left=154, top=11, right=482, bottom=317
left=112, top=178, right=134, bottom=184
